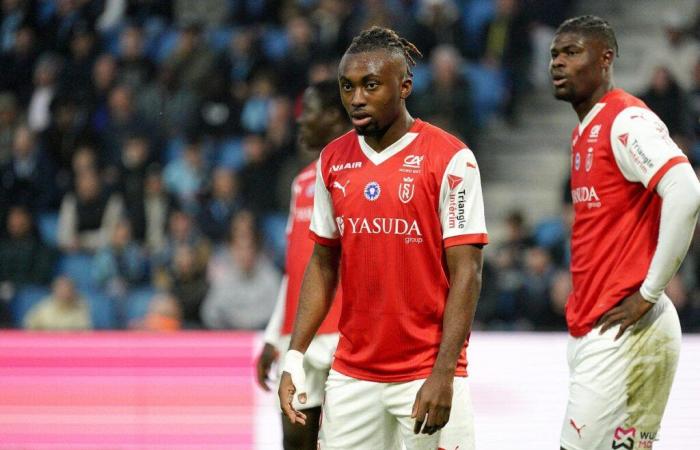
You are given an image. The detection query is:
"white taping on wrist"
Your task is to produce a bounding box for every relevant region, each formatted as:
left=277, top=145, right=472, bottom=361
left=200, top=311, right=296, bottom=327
left=282, top=350, right=307, bottom=402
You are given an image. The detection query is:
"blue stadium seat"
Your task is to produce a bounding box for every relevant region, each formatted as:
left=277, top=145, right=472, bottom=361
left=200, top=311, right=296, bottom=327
left=461, top=0, right=495, bottom=45
left=125, top=287, right=157, bottom=324
left=82, top=288, right=119, bottom=330
left=463, top=63, right=506, bottom=127
left=37, top=212, right=59, bottom=247
left=262, top=213, right=288, bottom=268
left=215, top=138, right=245, bottom=170
left=410, top=63, right=430, bottom=94
left=165, top=136, right=186, bottom=163
left=206, top=27, right=235, bottom=51
left=261, top=27, right=288, bottom=61
left=56, top=253, right=96, bottom=290
left=9, top=285, right=50, bottom=327
left=534, top=218, right=566, bottom=249
left=153, top=28, right=180, bottom=63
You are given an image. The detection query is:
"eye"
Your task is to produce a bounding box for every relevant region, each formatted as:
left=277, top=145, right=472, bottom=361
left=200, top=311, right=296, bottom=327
left=341, top=82, right=352, bottom=92
left=366, top=81, right=378, bottom=90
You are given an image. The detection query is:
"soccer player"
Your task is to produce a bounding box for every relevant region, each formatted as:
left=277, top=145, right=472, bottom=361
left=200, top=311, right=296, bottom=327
left=278, top=26, right=488, bottom=450
left=255, top=79, right=351, bottom=450
left=550, top=15, right=700, bottom=450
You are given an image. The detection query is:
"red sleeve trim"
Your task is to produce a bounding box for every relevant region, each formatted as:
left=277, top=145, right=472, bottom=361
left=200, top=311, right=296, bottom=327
left=309, top=230, right=341, bottom=247
left=647, top=156, right=689, bottom=191
left=444, top=233, right=489, bottom=248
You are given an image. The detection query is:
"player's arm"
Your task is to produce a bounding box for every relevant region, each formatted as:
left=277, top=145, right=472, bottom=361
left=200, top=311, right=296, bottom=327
left=278, top=243, right=340, bottom=425
left=256, top=276, right=287, bottom=391
left=414, top=147, right=488, bottom=435
left=278, top=155, right=341, bottom=425
left=412, top=244, right=483, bottom=435
left=600, top=163, right=700, bottom=338
left=600, top=107, right=700, bottom=338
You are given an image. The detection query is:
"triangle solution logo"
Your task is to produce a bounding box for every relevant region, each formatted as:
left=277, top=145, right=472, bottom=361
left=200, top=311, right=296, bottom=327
left=618, top=133, right=629, bottom=147
left=447, top=174, right=463, bottom=191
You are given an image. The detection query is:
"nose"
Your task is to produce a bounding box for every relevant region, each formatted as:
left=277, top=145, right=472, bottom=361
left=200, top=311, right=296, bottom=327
left=350, top=87, right=366, bottom=107
left=550, top=53, right=565, bottom=69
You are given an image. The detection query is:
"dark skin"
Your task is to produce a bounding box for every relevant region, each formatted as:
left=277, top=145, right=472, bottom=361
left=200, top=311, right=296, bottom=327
left=279, top=48, right=484, bottom=437
left=255, top=86, right=349, bottom=450
left=551, top=32, right=654, bottom=449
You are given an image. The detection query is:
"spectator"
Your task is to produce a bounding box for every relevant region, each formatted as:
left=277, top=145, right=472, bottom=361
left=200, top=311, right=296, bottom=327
left=118, top=134, right=153, bottom=242
left=130, top=291, right=182, bottom=331
left=152, top=208, right=210, bottom=280
left=27, top=52, right=61, bottom=133
left=238, top=134, right=280, bottom=213
left=116, top=24, right=155, bottom=90
left=163, top=136, right=208, bottom=210
left=197, top=167, right=242, bottom=242
left=277, top=15, right=316, bottom=98
left=92, top=219, right=148, bottom=298
left=200, top=211, right=280, bottom=329
left=57, top=167, right=124, bottom=253
left=0, top=91, right=19, bottom=164
left=520, top=246, right=560, bottom=330
left=407, top=0, right=468, bottom=58
left=640, top=66, right=690, bottom=138
left=23, top=276, right=92, bottom=331
left=0, top=124, right=56, bottom=212
left=0, top=24, right=39, bottom=104
left=0, top=206, right=56, bottom=303
left=153, top=243, right=208, bottom=328
left=59, top=23, right=98, bottom=103
left=142, top=164, right=175, bottom=253
left=409, top=44, right=477, bottom=144
left=162, top=22, right=216, bottom=97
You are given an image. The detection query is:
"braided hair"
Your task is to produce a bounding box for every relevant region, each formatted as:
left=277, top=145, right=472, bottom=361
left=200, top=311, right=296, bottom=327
left=555, top=15, right=619, bottom=57
left=345, top=26, right=423, bottom=77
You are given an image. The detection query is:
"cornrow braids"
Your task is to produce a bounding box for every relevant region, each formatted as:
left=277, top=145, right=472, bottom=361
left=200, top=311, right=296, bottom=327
left=555, top=15, right=619, bottom=57
left=345, top=26, right=423, bottom=76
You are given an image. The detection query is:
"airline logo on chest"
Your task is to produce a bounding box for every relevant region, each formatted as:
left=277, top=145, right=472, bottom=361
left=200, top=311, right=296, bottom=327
left=331, top=161, right=362, bottom=172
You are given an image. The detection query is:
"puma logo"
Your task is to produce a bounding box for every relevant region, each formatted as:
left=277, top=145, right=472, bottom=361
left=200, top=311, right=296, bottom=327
left=570, top=419, right=586, bottom=439
left=332, top=180, right=349, bottom=197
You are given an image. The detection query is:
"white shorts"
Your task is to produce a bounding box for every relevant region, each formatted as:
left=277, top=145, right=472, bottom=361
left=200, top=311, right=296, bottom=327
left=560, top=294, right=681, bottom=450
left=319, top=369, right=474, bottom=450
left=276, top=333, right=339, bottom=410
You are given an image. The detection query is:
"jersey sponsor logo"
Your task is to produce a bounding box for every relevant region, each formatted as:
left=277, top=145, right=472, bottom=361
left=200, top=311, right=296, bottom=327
left=585, top=147, right=594, bottom=172
left=331, top=161, right=362, bottom=172
left=618, top=133, right=629, bottom=147
left=570, top=419, right=586, bottom=439
left=571, top=186, right=601, bottom=208
left=398, top=177, right=415, bottom=203
left=611, top=426, right=636, bottom=449
left=574, top=152, right=581, bottom=171
left=332, top=180, right=349, bottom=197
left=637, top=431, right=657, bottom=448
left=336, top=216, right=345, bottom=236
left=588, top=124, right=601, bottom=141
left=364, top=181, right=381, bottom=201
left=447, top=174, right=463, bottom=191
left=346, top=217, right=422, bottom=240
left=403, top=155, right=424, bottom=169
left=627, top=138, right=655, bottom=174
left=448, top=189, right=467, bottom=229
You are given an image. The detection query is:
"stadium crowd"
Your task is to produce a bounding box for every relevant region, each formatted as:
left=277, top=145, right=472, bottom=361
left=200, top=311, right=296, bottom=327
left=1, top=0, right=699, bottom=332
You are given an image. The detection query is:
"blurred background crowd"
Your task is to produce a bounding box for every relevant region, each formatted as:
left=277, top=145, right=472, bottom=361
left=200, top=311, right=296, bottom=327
left=1, top=0, right=700, bottom=333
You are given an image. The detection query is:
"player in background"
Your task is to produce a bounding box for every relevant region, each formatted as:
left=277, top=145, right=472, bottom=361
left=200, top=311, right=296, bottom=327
left=550, top=15, right=700, bottom=450
left=278, top=26, right=487, bottom=449
left=255, top=80, right=350, bottom=450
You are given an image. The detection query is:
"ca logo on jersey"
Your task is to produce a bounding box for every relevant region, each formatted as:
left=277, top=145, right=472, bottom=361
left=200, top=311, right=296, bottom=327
left=335, top=216, right=345, bottom=236
left=585, top=147, right=593, bottom=172
left=398, top=177, right=415, bottom=203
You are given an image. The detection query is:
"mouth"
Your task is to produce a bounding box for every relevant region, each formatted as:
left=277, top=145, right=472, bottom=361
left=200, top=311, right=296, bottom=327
left=351, top=112, right=372, bottom=128
left=551, top=75, right=568, bottom=88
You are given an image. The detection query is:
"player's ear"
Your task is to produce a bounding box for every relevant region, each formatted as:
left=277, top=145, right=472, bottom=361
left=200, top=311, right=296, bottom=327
left=601, top=48, right=614, bottom=69
left=400, top=76, right=413, bottom=99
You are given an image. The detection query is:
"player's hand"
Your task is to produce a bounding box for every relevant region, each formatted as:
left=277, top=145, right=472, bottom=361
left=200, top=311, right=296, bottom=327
left=278, top=350, right=308, bottom=425
left=411, top=372, right=453, bottom=435
left=255, top=343, right=279, bottom=391
left=598, top=291, right=654, bottom=340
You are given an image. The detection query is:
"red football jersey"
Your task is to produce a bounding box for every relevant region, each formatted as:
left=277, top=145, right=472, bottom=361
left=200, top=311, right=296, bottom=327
left=281, top=160, right=342, bottom=335
left=309, top=119, right=488, bottom=382
left=567, top=89, right=688, bottom=336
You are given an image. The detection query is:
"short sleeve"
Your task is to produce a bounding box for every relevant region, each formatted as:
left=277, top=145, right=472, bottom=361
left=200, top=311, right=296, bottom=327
left=438, top=149, right=489, bottom=247
left=309, top=157, right=340, bottom=246
left=610, top=106, right=688, bottom=190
